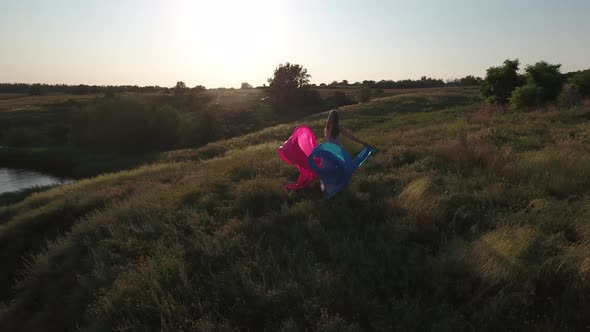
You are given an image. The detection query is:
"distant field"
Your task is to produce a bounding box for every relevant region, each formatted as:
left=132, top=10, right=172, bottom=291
left=207, top=88, right=265, bottom=106
left=0, top=90, right=263, bottom=112
left=0, top=87, right=478, bottom=112
left=0, top=93, right=100, bottom=111
left=0, top=93, right=26, bottom=100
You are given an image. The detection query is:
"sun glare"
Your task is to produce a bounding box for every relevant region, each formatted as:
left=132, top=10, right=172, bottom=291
left=169, top=0, right=285, bottom=85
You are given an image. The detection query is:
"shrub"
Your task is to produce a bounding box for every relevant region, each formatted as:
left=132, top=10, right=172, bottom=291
left=148, top=105, right=181, bottom=149
left=3, top=127, right=38, bottom=147
left=178, top=111, right=221, bottom=148
left=325, top=91, right=354, bottom=108
left=481, top=59, right=524, bottom=104
left=358, top=87, right=372, bottom=103
left=510, top=83, right=543, bottom=111
left=48, top=123, right=70, bottom=145
left=557, top=84, right=582, bottom=109
left=570, top=69, right=590, bottom=96
left=293, top=87, right=323, bottom=109
left=525, top=61, right=564, bottom=102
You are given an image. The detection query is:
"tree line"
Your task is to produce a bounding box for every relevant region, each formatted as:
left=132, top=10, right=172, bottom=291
left=311, top=76, right=480, bottom=89
left=264, top=63, right=484, bottom=115
left=0, top=83, right=171, bottom=96
left=265, top=60, right=589, bottom=116
left=2, top=74, right=481, bottom=97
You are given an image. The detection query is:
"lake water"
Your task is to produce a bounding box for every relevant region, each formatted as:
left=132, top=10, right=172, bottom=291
left=0, top=168, right=72, bottom=194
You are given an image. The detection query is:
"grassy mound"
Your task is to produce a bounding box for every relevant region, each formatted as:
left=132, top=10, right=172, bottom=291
left=1, top=90, right=590, bottom=331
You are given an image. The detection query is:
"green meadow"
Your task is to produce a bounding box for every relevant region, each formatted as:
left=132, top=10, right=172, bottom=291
left=1, top=87, right=590, bottom=330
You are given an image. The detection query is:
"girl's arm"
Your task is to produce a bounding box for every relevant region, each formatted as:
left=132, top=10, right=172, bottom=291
left=340, top=126, right=370, bottom=146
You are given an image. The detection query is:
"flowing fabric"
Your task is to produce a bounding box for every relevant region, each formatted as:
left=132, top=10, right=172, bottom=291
left=308, top=143, right=375, bottom=199
left=278, top=126, right=318, bottom=189
left=278, top=126, right=375, bottom=198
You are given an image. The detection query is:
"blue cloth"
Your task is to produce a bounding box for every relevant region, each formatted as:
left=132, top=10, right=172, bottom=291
left=308, top=143, right=375, bottom=199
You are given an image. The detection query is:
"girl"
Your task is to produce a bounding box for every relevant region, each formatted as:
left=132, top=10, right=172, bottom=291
left=321, top=110, right=372, bottom=192
left=324, top=110, right=370, bottom=147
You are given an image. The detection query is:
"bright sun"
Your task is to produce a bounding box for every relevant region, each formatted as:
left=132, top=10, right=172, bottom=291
left=171, top=0, right=286, bottom=80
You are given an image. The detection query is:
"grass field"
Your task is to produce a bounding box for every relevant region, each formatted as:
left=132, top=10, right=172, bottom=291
left=0, top=89, right=265, bottom=112
left=1, top=88, right=590, bottom=330
left=0, top=94, right=102, bottom=111
left=0, top=87, right=467, bottom=112
left=0, top=93, right=28, bottom=101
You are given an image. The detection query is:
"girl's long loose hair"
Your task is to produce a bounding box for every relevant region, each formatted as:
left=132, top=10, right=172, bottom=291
left=324, top=110, right=340, bottom=138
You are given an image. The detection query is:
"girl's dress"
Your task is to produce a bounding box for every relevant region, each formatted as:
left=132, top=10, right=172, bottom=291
left=321, top=133, right=341, bottom=191
left=327, top=133, right=341, bottom=145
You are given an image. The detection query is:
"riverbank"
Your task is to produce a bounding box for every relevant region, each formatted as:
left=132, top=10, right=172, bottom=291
left=0, top=146, right=155, bottom=179
left=0, top=184, right=56, bottom=206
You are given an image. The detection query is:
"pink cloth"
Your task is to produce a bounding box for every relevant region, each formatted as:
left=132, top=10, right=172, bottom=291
left=278, top=126, right=318, bottom=190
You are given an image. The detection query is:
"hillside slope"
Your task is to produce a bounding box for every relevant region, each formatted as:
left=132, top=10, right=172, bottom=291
left=1, top=90, right=590, bottom=331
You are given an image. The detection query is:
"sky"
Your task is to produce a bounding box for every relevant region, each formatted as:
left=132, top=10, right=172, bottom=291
left=1, top=0, right=589, bottom=88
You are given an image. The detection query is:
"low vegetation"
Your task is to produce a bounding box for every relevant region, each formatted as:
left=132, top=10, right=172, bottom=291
left=1, top=88, right=589, bottom=330
left=481, top=58, right=585, bottom=112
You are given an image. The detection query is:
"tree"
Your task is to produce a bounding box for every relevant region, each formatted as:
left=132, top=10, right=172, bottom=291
left=524, top=61, right=564, bottom=102
left=325, top=91, right=354, bottom=108
left=481, top=59, right=524, bottom=104
left=191, top=85, right=206, bottom=93
left=460, top=75, right=482, bottom=86
left=267, top=62, right=313, bottom=113
left=174, top=81, right=188, bottom=96
left=73, top=84, right=89, bottom=95
left=29, top=84, right=44, bottom=96
left=570, top=69, right=590, bottom=96
left=241, top=82, right=253, bottom=89
left=341, top=80, right=349, bottom=86
left=267, top=63, right=310, bottom=90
